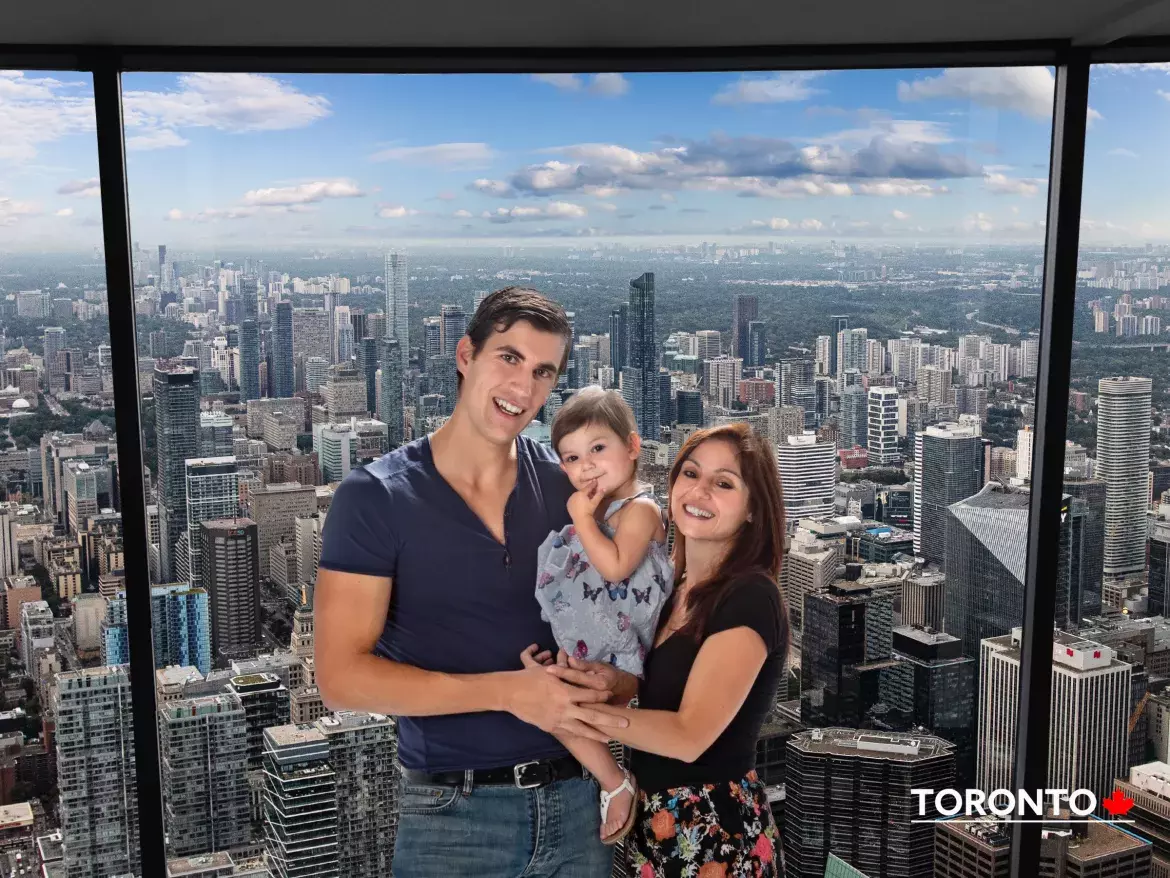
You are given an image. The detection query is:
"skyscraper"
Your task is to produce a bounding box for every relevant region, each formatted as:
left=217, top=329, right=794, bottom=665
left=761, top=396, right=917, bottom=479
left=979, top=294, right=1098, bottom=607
left=610, top=305, right=628, bottom=373
left=440, top=304, right=467, bottom=357
left=731, top=294, right=758, bottom=361
left=183, top=456, right=240, bottom=589
left=776, top=433, right=838, bottom=525
left=155, top=364, right=200, bottom=583
left=746, top=319, right=767, bottom=368
left=384, top=250, right=409, bottom=371
left=272, top=302, right=295, bottom=399
left=263, top=725, right=340, bottom=878
left=355, top=336, right=379, bottom=414
left=868, top=386, right=900, bottom=465
left=55, top=667, right=140, bottom=878
left=239, top=277, right=261, bottom=401
left=422, top=316, right=442, bottom=362
left=1097, top=377, right=1153, bottom=580
left=150, top=583, right=212, bottom=676
left=829, top=315, right=849, bottom=376
left=621, top=272, right=660, bottom=440
left=913, top=422, right=985, bottom=565
left=1063, top=481, right=1105, bottom=621
left=201, top=518, right=261, bottom=667
left=777, top=358, right=817, bottom=428
left=838, top=384, right=868, bottom=450
left=378, top=337, right=404, bottom=448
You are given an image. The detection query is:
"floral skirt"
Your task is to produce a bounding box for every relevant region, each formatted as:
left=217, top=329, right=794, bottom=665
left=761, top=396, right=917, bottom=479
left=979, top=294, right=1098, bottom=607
left=630, top=770, right=781, bottom=878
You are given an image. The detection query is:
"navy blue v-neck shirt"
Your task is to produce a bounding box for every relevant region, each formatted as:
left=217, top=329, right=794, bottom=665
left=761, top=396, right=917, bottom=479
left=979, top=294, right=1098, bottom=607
left=319, top=434, right=575, bottom=772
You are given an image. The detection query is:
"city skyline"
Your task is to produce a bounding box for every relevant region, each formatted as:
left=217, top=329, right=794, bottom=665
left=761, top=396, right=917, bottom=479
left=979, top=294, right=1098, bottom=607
left=4, top=65, right=1170, bottom=250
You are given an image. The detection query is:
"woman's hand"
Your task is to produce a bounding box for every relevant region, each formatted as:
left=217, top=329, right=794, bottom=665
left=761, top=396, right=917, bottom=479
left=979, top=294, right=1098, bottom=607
left=545, top=651, right=639, bottom=706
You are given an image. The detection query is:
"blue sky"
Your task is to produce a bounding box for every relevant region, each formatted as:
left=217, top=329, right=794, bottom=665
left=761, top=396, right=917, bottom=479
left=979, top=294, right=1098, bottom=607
left=0, top=64, right=1167, bottom=250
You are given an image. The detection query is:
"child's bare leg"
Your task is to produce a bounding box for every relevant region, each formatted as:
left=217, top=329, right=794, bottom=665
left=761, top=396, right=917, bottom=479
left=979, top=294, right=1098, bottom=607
left=556, top=734, right=633, bottom=840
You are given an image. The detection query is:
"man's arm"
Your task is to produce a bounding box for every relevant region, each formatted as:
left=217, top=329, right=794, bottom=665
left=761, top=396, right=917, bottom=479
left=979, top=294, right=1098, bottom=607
left=313, top=568, right=627, bottom=740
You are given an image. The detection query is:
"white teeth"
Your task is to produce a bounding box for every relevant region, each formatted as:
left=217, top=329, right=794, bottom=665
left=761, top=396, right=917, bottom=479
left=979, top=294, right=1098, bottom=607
left=685, top=504, right=714, bottom=519
left=494, top=397, right=522, bottom=415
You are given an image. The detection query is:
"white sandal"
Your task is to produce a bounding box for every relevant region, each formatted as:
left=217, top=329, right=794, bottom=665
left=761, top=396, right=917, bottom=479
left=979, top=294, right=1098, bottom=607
left=600, top=770, right=639, bottom=846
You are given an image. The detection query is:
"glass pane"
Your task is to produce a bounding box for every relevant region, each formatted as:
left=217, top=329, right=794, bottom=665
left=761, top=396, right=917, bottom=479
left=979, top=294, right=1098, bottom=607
left=1051, top=62, right=1170, bottom=862
left=120, top=68, right=1055, bottom=877
left=0, top=70, right=135, bottom=875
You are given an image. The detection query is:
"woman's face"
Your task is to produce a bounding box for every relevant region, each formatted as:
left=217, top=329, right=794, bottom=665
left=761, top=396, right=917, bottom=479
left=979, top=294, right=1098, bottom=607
left=670, top=438, right=751, bottom=544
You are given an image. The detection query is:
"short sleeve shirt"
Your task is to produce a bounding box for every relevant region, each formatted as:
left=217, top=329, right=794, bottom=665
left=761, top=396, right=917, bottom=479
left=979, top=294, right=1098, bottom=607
left=319, top=434, right=575, bottom=772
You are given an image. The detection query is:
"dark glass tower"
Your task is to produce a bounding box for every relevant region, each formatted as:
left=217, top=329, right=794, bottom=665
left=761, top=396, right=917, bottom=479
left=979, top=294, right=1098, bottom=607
left=239, top=277, right=261, bottom=401
left=1064, top=478, right=1106, bottom=619
left=732, top=294, right=758, bottom=361
left=356, top=337, right=379, bottom=415
left=201, top=518, right=261, bottom=667
left=621, top=272, right=659, bottom=441
left=272, top=302, right=295, bottom=399
left=747, top=319, right=767, bottom=368
left=155, top=364, right=200, bottom=582
left=914, top=425, right=985, bottom=566
left=778, top=358, right=817, bottom=429
left=378, top=337, right=404, bottom=448
left=610, top=305, right=628, bottom=373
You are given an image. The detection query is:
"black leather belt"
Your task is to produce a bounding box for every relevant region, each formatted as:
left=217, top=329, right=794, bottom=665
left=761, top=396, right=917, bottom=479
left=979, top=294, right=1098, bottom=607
left=401, top=755, right=583, bottom=789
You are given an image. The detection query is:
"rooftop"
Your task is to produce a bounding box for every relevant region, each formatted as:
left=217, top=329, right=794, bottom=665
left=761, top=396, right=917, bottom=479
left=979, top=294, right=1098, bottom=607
left=789, top=727, right=955, bottom=760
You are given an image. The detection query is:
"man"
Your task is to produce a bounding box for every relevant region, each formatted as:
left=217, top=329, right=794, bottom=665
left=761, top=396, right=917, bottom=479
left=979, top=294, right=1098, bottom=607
left=316, top=287, right=635, bottom=877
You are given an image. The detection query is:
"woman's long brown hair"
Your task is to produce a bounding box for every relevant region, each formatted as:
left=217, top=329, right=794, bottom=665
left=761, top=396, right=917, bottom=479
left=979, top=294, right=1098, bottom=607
left=665, top=423, right=788, bottom=644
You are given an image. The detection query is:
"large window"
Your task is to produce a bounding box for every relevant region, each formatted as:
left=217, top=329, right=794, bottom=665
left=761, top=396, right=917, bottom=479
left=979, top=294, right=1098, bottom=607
left=110, top=66, right=1058, bottom=877
left=0, top=70, right=134, bottom=877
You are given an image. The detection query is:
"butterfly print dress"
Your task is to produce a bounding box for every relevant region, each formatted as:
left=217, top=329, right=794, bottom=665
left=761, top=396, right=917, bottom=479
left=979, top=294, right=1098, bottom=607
left=535, top=490, right=674, bottom=676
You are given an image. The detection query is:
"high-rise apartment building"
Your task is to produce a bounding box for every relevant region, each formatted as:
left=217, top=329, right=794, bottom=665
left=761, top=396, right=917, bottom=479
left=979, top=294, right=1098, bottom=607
left=439, top=304, right=467, bottom=357
left=272, top=302, right=295, bottom=399
left=1097, top=377, right=1153, bottom=580
left=777, top=432, right=839, bottom=526
left=355, top=336, right=379, bottom=415
left=239, top=278, right=261, bottom=402
left=867, top=386, right=900, bottom=465
left=246, top=482, right=317, bottom=579
left=609, top=304, right=629, bottom=373
left=384, top=251, right=409, bottom=372
left=828, top=315, right=849, bottom=376
left=913, top=422, right=985, bottom=565
left=183, top=456, right=240, bottom=589
left=838, top=384, right=868, bottom=450
left=621, top=272, right=660, bottom=440
left=155, top=365, right=200, bottom=582
left=55, top=667, right=140, bottom=878
left=378, top=337, right=404, bottom=448
left=150, top=583, right=212, bottom=676
left=263, top=725, right=340, bottom=878
left=201, top=518, right=261, bottom=667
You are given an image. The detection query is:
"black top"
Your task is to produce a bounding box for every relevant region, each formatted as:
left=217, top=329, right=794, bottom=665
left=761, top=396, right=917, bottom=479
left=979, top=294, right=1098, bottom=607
left=632, top=572, right=789, bottom=793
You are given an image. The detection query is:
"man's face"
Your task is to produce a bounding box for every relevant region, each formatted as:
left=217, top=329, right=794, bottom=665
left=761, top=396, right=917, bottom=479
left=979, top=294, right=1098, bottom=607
left=455, top=320, right=566, bottom=446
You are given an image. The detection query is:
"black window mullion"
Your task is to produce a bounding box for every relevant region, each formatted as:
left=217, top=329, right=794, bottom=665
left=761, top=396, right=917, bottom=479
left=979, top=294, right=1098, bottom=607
left=89, top=52, right=167, bottom=877
left=1009, top=49, right=1090, bottom=878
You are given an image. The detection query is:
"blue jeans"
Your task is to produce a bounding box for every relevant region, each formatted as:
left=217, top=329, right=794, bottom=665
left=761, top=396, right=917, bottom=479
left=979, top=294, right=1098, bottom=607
left=393, top=771, right=615, bottom=878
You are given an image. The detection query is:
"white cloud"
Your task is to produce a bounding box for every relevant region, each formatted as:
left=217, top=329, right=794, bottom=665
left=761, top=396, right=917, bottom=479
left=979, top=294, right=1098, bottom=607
left=891, top=209, right=910, bottom=220
left=57, top=178, right=101, bottom=198
left=376, top=205, right=419, bottom=219
left=54, top=207, right=73, bottom=217
left=166, top=208, right=185, bottom=221
left=531, top=73, right=630, bottom=97
left=0, top=198, right=38, bottom=226
left=899, top=67, right=1055, bottom=120
left=482, top=201, right=588, bottom=223
left=750, top=218, right=791, bottom=230
left=747, top=216, right=825, bottom=232
left=1109, top=147, right=1139, bottom=158
left=470, top=178, right=514, bottom=197
left=453, top=209, right=473, bottom=218
left=369, top=142, right=496, bottom=168
left=713, top=72, right=826, bottom=105
left=800, top=218, right=824, bottom=230
left=983, top=172, right=1045, bottom=196
left=165, top=202, right=317, bottom=223
left=0, top=72, right=95, bottom=162
left=126, top=129, right=190, bottom=151
left=595, top=202, right=618, bottom=212
left=243, top=179, right=364, bottom=206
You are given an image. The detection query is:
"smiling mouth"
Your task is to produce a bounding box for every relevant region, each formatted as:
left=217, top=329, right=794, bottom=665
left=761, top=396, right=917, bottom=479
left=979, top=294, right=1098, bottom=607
left=683, top=504, right=714, bottom=519
left=494, top=397, right=523, bottom=416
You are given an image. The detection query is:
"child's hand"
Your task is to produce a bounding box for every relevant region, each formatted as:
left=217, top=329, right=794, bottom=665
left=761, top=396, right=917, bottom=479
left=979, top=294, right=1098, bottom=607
left=520, top=644, right=555, bottom=669
left=567, top=480, right=604, bottom=522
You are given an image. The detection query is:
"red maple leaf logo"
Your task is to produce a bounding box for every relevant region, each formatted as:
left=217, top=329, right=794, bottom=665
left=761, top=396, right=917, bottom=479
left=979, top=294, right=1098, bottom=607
left=1102, top=789, right=1134, bottom=817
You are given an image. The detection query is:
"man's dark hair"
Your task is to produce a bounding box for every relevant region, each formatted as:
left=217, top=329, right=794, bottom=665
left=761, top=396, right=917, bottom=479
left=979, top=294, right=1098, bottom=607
left=457, top=286, right=573, bottom=391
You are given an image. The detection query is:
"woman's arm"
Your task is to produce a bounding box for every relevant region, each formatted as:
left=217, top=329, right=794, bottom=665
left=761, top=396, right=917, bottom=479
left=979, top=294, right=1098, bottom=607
left=571, top=626, right=769, bottom=763
left=572, top=498, right=662, bottom=583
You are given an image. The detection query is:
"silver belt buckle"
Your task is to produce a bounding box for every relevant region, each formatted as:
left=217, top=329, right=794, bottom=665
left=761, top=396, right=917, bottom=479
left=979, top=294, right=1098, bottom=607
left=514, top=760, right=542, bottom=789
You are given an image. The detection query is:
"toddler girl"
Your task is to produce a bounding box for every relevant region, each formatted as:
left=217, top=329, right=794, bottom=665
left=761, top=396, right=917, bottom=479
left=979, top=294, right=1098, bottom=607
left=529, top=385, right=673, bottom=845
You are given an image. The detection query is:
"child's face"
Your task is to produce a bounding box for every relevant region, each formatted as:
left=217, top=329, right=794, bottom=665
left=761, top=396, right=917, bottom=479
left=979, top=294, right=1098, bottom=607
left=557, top=423, right=640, bottom=496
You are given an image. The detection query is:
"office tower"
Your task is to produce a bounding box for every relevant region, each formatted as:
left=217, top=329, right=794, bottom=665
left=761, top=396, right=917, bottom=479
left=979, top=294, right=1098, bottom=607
left=676, top=389, right=703, bottom=426
left=355, top=337, right=379, bottom=414
left=732, top=294, right=758, bottom=361
left=0, top=508, right=17, bottom=578
left=201, top=518, right=261, bottom=666
left=315, top=424, right=356, bottom=483
left=272, top=302, right=295, bottom=399
left=61, top=459, right=99, bottom=536
left=263, top=725, right=340, bottom=878
left=784, top=728, right=955, bottom=878
left=1063, top=491, right=1103, bottom=623
left=315, top=712, right=399, bottom=878
left=746, top=319, right=767, bottom=368
left=867, top=386, right=900, bottom=465
left=901, top=571, right=946, bottom=630
left=324, top=364, right=368, bottom=420
left=183, top=457, right=240, bottom=588
left=198, top=411, right=234, bottom=458
left=155, top=365, right=200, bottom=583
left=695, top=329, right=722, bottom=362
left=159, top=693, right=250, bottom=857
left=333, top=305, right=354, bottom=365
left=838, top=384, right=868, bottom=450
left=886, top=626, right=977, bottom=784
left=43, top=326, right=65, bottom=392
left=422, top=316, right=442, bottom=363
left=378, top=337, right=404, bottom=447
left=384, top=251, right=409, bottom=371
left=620, top=273, right=660, bottom=440
left=295, top=513, right=325, bottom=593
left=239, top=277, right=261, bottom=401
left=227, top=673, right=291, bottom=770
left=610, top=305, right=628, bottom=372
left=776, top=433, right=838, bottom=525
left=150, top=583, right=212, bottom=676
left=978, top=628, right=1130, bottom=805
left=777, top=358, right=817, bottom=428
left=946, top=483, right=1071, bottom=660
left=55, top=667, right=140, bottom=878
left=1152, top=512, right=1170, bottom=618
left=1097, top=377, right=1153, bottom=580
left=828, top=315, right=849, bottom=376
left=247, top=483, right=317, bottom=579
left=305, top=356, right=329, bottom=394
left=801, top=581, right=894, bottom=727
left=913, top=423, right=985, bottom=565
left=440, top=304, right=467, bottom=356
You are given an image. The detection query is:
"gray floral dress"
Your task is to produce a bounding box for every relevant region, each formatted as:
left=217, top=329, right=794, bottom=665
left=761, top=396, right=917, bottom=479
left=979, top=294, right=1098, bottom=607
left=535, top=490, right=673, bottom=676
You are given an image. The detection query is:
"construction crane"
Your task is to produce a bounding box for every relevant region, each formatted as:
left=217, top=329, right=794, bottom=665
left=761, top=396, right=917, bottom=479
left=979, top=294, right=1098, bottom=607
left=1129, top=691, right=1151, bottom=736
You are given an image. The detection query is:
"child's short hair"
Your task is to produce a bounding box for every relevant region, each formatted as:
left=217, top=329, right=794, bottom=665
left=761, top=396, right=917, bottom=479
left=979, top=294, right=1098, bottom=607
left=551, top=385, right=638, bottom=455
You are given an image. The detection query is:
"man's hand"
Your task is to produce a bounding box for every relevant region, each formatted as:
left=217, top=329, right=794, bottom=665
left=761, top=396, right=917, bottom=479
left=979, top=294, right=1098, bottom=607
left=545, top=651, right=639, bottom=706
left=567, top=480, right=604, bottom=523
left=509, top=644, right=629, bottom=742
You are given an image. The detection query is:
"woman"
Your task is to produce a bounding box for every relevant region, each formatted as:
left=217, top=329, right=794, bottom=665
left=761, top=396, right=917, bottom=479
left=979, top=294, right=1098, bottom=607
left=552, top=423, right=790, bottom=877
